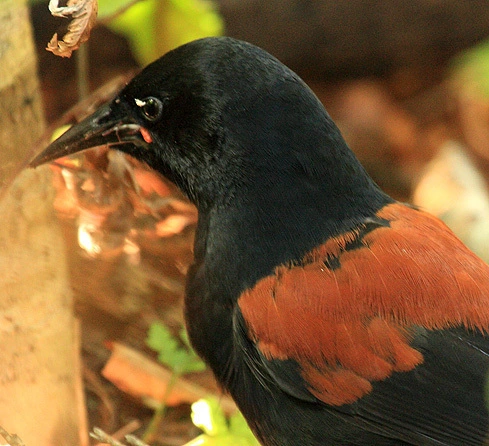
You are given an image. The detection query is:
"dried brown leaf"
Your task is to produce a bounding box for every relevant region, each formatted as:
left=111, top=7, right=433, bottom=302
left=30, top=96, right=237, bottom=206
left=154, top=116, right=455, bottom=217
left=102, top=342, right=236, bottom=413
left=47, top=0, right=98, bottom=58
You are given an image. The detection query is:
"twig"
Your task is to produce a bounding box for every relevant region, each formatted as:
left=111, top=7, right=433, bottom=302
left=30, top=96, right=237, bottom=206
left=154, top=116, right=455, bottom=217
left=142, top=372, right=178, bottom=443
left=92, top=421, right=146, bottom=446
left=125, top=434, right=150, bottom=446
left=91, top=427, right=126, bottom=446
left=107, top=420, right=142, bottom=443
left=76, top=42, right=90, bottom=101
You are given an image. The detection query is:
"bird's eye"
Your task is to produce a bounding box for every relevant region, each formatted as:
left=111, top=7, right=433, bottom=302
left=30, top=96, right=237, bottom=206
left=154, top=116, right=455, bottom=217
left=136, top=96, right=164, bottom=122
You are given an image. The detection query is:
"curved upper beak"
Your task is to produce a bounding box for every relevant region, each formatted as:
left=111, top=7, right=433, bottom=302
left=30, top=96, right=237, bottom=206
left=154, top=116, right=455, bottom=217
left=29, top=102, right=144, bottom=168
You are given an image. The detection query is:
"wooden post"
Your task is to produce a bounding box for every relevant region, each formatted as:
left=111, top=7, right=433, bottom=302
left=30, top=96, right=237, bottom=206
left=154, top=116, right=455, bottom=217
left=0, top=1, right=85, bottom=444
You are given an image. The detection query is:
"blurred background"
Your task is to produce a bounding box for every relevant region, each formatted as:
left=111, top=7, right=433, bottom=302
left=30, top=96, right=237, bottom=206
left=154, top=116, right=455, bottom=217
left=31, top=0, right=489, bottom=258
left=11, top=0, right=489, bottom=444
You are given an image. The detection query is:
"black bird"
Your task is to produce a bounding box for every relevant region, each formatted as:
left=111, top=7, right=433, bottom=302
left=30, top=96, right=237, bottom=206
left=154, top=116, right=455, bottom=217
left=31, top=37, right=489, bottom=446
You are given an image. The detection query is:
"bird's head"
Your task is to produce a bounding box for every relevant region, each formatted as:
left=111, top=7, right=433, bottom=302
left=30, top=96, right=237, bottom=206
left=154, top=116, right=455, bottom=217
left=31, top=37, right=380, bottom=215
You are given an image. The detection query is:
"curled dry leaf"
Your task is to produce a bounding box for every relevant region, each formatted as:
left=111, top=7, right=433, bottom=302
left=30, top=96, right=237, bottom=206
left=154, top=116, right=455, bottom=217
left=47, top=0, right=98, bottom=58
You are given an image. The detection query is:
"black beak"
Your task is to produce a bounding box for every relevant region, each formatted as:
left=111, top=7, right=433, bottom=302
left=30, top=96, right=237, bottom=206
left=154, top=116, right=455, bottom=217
left=29, top=102, right=144, bottom=168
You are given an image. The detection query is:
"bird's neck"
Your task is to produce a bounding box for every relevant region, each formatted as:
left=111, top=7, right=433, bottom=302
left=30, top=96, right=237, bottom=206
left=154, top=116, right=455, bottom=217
left=200, top=174, right=389, bottom=290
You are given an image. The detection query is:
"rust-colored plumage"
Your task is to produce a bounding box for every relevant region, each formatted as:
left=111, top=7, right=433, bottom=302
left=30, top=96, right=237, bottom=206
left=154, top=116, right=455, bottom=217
left=239, top=203, right=489, bottom=406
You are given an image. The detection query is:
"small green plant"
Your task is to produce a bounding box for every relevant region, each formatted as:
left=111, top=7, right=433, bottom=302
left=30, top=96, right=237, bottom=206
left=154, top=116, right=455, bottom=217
left=145, top=322, right=258, bottom=445
left=184, top=397, right=260, bottom=446
left=144, top=321, right=206, bottom=443
left=146, top=322, right=206, bottom=375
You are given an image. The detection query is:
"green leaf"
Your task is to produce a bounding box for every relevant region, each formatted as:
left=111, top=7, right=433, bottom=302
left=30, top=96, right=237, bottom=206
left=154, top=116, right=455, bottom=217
left=187, top=398, right=260, bottom=446
left=146, top=321, right=177, bottom=352
left=452, top=38, right=489, bottom=98
left=101, top=0, right=158, bottom=65
left=229, top=410, right=260, bottom=443
left=146, top=321, right=206, bottom=375
left=191, top=398, right=228, bottom=437
left=98, top=0, right=223, bottom=65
